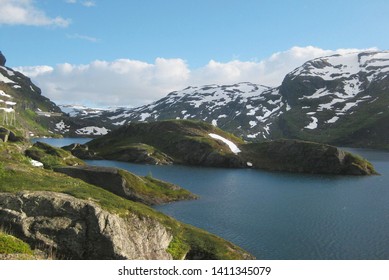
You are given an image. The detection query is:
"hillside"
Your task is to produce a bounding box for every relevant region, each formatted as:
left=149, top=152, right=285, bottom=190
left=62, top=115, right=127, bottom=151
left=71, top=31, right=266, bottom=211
left=85, top=120, right=245, bottom=167
left=74, top=51, right=389, bottom=149
left=0, top=133, right=252, bottom=260
left=70, top=119, right=376, bottom=175
left=0, top=56, right=62, bottom=137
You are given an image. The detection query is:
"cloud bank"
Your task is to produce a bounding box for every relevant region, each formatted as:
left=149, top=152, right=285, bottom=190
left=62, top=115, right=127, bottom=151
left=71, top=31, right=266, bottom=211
left=0, top=0, right=70, bottom=27
left=16, top=46, right=377, bottom=108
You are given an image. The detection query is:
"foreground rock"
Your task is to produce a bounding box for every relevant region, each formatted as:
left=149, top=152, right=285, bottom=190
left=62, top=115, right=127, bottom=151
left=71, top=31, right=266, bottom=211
left=54, top=165, right=197, bottom=205
left=0, top=191, right=173, bottom=260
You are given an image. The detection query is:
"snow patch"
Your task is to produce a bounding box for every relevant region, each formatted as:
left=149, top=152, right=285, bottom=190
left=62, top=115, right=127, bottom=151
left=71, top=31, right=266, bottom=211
left=249, top=121, right=257, bottom=128
left=0, top=90, right=11, bottom=98
left=76, top=126, right=109, bottom=136
left=326, top=116, right=339, bottom=124
left=208, top=133, right=241, bottom=154
left=30, top=159, right=44, bottom=168
left=305, top=116, right=318, bottom=129
left=0, top=72, right=15, bottom=84
left=113, top=120, right=126, bottom=126
left=139, top=113, right=150, bottom=121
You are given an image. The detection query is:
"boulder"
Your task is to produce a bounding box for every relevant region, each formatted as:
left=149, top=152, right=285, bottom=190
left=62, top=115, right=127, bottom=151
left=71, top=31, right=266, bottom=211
left=0, top=191, right=173, bottom=260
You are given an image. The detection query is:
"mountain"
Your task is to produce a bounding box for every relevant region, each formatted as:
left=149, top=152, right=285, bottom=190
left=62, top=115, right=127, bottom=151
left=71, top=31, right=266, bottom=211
left=274, top=51, right=389, bottom=149
left=0, top=51, right=111, bottom=137
left=90, top=82, right=285, bottom=140
left=82, top=51, right=389, bottom=149
left=0, top=53, right=62, bottom=137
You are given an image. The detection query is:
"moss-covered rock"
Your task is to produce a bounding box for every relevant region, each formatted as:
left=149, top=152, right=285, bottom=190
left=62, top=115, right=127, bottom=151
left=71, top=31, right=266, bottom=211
left=25, top=141, right=85, bottom=169
left=54, top=165, right=197, bottom=205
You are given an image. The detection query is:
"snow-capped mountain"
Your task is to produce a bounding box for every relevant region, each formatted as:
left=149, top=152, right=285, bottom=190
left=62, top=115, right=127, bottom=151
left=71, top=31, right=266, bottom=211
left=83, top=51, right=387, bottom=147
left=276, top=51, right=389, bottom=148
left=59, top=50, right=389, bottom=148
left=0, top=52, right=63, bottom=137
left=101, top=82, right=287, bottom=140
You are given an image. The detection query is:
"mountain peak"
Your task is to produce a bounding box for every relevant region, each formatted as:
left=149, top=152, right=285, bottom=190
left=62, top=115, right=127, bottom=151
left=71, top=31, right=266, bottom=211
left=0, top=51, right=6, bottom=66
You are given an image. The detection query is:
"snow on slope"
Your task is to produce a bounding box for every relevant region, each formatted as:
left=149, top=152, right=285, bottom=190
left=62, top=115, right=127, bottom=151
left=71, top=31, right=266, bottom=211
left=209, top=133, right=241, bottom=154
left=290, top=51, right=389, bottom=82
left=102, top=82, right=286, bottom=140
left=289, top=51, right=389, bottom=130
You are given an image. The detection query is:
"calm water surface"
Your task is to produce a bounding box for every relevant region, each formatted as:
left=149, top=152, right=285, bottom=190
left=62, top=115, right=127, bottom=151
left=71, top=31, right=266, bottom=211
left=36, top=138, right=389, bottom=259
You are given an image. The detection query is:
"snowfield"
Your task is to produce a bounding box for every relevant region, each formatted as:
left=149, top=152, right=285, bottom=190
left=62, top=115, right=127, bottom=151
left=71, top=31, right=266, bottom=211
left=209, top=133, right=241, bottom=154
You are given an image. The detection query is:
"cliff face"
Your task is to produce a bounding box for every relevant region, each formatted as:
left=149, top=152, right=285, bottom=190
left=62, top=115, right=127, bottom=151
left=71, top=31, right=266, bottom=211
left=0, top=191, right=173, bottom=260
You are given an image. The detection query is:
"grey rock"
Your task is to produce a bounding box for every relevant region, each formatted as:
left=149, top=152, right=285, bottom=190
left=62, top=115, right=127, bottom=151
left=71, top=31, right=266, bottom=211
left=0, top=191, right=173, bottom=259
left=0, top=51, right=6, bottom=66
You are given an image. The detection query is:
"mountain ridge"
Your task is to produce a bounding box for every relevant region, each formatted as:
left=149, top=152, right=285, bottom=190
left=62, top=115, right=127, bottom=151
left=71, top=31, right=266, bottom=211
left=61, top=50, right=389, bottom=149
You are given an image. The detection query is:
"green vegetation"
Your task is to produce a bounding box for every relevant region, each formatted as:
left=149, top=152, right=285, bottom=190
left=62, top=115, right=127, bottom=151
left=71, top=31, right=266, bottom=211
left=25, top=141, right=85, bottom=169
left=118, top=169, right=198, bottom=204
left=0, top=141, right=251, bottom=260
left=0, top=232, right=33, bottom=255
left=85, top=120, right=244, bottom=167
left=240, top=139, right=377, bottom=175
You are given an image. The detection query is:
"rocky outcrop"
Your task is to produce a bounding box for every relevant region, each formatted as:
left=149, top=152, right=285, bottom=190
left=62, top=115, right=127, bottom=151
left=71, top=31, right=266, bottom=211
left=0, top=127, right=24, bottom=143
left=53, top=165, right=197, bottom=205
left=241, top=139, right=377, bottom=175
left=0, top=191, right=173, bottom=259
left=0, top=51, right=6, bottom=66
left=61, top=143, right=101, bottom=160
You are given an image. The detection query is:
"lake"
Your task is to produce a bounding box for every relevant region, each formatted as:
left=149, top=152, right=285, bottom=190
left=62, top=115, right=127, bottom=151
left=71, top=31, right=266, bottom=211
left=35, top=138, right=389, bottom=260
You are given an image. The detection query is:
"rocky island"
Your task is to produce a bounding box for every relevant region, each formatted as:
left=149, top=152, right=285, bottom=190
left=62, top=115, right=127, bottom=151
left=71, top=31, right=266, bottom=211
left=66, top=119, right=377, bottom=175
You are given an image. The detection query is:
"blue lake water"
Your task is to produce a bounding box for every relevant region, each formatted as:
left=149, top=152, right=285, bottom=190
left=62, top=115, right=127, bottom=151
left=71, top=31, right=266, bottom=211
left=35, top=138, right=389, bottom=259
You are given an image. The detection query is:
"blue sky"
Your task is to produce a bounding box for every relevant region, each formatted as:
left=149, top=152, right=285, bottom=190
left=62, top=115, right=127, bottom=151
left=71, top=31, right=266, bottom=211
left=1, top=0, right=388, bottom=107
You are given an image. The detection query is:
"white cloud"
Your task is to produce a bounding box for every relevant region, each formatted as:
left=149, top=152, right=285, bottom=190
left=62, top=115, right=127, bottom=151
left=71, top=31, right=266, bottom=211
left=66, top=33, right=99, bottom=43
left=65, top=0, right=96, bottom=7
left=82, top=1, right=95, bottom=7
left=0, top=0, right=71, bottom=27
left=15, top=46, right=378, bottom=108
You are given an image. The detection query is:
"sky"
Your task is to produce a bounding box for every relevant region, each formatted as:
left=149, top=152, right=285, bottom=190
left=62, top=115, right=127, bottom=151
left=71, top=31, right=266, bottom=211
left=1, top=0, right=388, bottom=108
